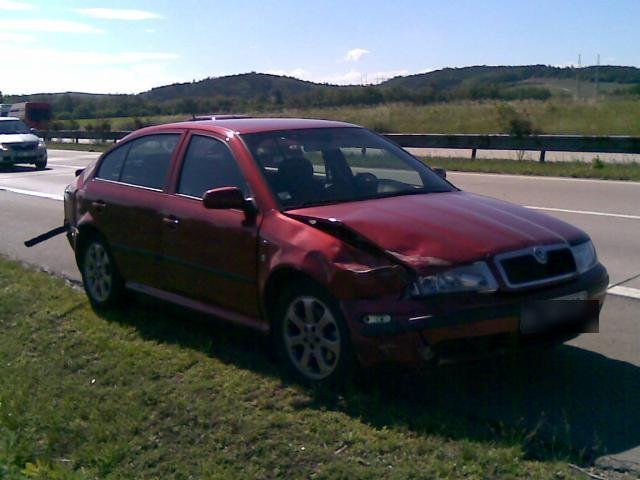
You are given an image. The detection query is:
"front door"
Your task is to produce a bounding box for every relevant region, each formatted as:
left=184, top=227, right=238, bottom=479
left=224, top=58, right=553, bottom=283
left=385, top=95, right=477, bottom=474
left=160, top=133, right=260, bottom=317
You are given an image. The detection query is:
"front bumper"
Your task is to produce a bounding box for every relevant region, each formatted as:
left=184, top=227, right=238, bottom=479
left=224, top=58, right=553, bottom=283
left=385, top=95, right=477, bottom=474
left=0, top=148, right=47, bottom=165
left=342, top=263, right=608, bottom=367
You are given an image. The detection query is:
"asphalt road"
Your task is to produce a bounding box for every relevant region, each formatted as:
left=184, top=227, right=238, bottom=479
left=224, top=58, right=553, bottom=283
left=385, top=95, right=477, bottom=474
left=1, top=149, right=639, bottom=473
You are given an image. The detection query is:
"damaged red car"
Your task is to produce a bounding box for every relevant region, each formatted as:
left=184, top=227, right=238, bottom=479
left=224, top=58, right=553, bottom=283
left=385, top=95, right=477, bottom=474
left=64, top=118, right=608, bottom=384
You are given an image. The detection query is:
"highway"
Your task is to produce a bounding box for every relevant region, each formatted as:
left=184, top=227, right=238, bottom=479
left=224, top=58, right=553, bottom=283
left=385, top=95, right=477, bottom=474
left=1, top=149, right=639, bottom=473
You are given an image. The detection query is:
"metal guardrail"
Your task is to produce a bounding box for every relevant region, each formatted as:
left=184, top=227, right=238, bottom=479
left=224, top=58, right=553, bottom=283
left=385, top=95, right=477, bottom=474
left=385, top=134, right=640, bottom=162
left=41, top=130, right=129, bottom=143
left=41, top=130, right=640, bottom=162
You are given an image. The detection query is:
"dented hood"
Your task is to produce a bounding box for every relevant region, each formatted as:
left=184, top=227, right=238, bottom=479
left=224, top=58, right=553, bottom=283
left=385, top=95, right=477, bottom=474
left=289, top=191, right=588, bottom=275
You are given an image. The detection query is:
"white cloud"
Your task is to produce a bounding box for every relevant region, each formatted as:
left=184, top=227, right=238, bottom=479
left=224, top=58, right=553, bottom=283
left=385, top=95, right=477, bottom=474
left=0, top=32, right=37, bottom=43
left=2, top=46, right=182, bottom=94
left=265, top=67, right=412, bottom=86
left=343, top=48, right=370, bottom=62
left=3, top=47, right=179, bottom=66
left=324, top=69, right=364, bottom=84
left=0, top=0, right=33, bottom=11
left=74, top=8, right=163, bottom=21
left=266, top=68, right=311, bottom=80
left=370, top=69, right=410, bottom=82
left=0, top=19, right=103, bottom=33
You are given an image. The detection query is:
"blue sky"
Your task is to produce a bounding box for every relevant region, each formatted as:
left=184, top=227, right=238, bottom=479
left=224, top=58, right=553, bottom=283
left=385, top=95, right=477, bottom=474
left=1, top=0, right=639, bottom=95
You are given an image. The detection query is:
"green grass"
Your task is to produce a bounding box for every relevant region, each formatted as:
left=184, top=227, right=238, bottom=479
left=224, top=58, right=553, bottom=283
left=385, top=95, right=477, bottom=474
left=68, top=98, right=640, bottom=136
left=272, top=99, right=640, bottom=135
left=0, top=257, right=583, bottom=479
left=425, top=157, right=640, bottom=181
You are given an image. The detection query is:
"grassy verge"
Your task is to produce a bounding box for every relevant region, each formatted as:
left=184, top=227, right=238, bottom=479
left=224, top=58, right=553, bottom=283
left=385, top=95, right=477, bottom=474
left=46, top=142, right=112, bottom=153
left=425, top=157, right=640, bottom=181
left=0, top=257, right=581, bottom=479
left=69, top=99, right=640, bottom=135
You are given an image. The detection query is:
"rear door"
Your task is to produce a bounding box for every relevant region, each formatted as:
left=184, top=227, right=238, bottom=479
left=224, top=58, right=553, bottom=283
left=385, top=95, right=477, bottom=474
left=160, top=132, right=260, bottom=317
left=83, top=132, right=182, bottom=288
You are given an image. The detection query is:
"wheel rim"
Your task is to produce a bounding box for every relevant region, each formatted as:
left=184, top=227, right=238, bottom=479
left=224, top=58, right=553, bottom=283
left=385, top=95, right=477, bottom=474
left=283, top=296, right=341, bottom=380
left=84, top=242, right=113, bottom=303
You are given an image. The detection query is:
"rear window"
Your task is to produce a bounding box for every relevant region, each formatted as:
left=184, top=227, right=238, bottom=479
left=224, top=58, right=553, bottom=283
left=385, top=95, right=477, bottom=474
left=96, top=144, right=129, bottom=181
left=119, top=134, right=180, bottom=189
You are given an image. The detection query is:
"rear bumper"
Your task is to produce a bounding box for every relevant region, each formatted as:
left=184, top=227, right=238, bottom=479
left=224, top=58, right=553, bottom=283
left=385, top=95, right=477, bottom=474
left=342, top=263, right=608, bottom=367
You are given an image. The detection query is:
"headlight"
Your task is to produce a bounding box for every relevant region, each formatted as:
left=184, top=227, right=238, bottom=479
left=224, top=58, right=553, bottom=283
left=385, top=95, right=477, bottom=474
left=408, top=261, right=498, bottom=297
left=0, top=143, right=8, bottom=151
left=571, top=240, right=597, bottom=274
left=38, top=138, right=46, bottom=148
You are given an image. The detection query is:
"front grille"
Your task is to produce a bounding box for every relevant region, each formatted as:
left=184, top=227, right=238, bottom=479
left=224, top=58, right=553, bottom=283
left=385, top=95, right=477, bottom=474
left=7, top=142, right=38, bottom=152
left=496, top=245, right=576, bottom=288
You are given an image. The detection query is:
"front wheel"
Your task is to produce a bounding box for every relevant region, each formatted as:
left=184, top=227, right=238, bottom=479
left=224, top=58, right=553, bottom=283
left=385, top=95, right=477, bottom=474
left=80, top=236, right=124, bottom=308
left=275, top=283, right=354, bottom=385
left=34, top=158, right=47, bottom=170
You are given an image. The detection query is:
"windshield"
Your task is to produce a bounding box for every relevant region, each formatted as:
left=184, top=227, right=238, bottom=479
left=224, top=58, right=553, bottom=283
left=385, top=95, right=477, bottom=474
left=242, top=127, right=454, bottom=209
left=0, top=120, right=31, bottom=135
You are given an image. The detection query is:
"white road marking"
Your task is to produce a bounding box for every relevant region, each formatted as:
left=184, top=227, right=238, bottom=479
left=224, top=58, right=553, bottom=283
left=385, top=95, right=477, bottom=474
left=48, top=164, right=88, bottom=169
left=525, top=205, right=640, bottom=220
left=608, top=286, right=640, bottom=300
left=448, top=170, right=640, bottom=186
left=0, top=186, right=63, bottom=201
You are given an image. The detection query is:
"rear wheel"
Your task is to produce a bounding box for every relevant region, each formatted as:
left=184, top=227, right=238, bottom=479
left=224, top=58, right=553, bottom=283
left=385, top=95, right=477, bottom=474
left=275, top=282, right=354, bottom=385
left=80, top=235, right=124, bottom=308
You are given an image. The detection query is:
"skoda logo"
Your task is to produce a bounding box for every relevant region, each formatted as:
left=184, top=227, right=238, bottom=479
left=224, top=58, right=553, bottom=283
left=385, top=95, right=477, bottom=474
left=533, top=247, right=548, bottom=264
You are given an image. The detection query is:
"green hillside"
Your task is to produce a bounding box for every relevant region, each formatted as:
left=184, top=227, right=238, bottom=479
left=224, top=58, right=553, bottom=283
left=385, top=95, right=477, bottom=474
left=5, top=65, right=640, bottom=122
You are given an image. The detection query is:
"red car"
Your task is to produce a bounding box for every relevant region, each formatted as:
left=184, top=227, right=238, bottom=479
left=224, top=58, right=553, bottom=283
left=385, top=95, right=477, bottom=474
left=64, top=118, right=608, bottom=384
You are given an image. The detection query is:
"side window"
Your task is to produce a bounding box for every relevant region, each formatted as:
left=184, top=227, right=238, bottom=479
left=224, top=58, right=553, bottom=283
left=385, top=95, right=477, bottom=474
left=120, top=134, right=180, bottom=189
left=96, top=144, right=128, bottom=181
left=178, top=135, right=248, bottom=198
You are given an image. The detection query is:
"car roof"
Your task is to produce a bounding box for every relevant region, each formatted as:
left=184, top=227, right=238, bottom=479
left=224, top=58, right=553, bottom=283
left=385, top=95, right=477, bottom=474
left=0, top=117, right=21, bottom=121
left=134, top=118, right=360, bottom=136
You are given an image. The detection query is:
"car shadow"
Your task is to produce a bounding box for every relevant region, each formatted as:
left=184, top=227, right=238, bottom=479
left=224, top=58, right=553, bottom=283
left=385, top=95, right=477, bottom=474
left=96, top=297, right=640, bottom=466
left=0, top=165, right=50, bottom=173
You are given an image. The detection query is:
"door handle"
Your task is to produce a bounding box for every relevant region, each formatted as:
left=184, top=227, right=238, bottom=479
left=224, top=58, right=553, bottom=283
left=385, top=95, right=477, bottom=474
left=92, top=200, right=106, bottom=212
left=162, top=215, right=180, bottom=228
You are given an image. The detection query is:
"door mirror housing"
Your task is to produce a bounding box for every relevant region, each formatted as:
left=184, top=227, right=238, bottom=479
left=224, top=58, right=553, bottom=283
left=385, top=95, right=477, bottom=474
left=202, top=187, right=248, bottom=210
left=433, top=167, right=447, bottom=179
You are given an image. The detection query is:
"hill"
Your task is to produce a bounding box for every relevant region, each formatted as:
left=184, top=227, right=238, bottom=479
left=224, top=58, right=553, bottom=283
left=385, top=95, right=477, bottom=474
left=142, top=72, right=330, bottom=102
left=381, top=65, right=640, bottom=90
left=5, top=65, right=640, bottom=122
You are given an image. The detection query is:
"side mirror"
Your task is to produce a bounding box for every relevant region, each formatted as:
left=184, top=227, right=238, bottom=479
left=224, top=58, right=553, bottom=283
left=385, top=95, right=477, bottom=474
left=202, top=187, right=247, bottom=210
left=433, top=167, right=447, bottom=179
left=30, top=128, right=37, bottom=134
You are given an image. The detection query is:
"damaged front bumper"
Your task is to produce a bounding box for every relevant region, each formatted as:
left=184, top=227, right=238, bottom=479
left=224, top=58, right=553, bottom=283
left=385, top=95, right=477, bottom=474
left=341, top=263, right=609, bottom=367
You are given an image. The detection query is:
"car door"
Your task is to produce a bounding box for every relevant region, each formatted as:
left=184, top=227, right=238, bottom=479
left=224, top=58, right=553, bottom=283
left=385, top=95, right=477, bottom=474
left=160, top=132, right=260, bottom=317
left=83, top=132, right=182, bottom=288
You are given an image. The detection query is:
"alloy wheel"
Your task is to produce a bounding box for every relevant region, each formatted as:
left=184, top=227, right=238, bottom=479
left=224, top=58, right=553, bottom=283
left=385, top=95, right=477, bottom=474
left=282, top=296, right=341, bottom=380
left=84, top=242, right=113, bottom=303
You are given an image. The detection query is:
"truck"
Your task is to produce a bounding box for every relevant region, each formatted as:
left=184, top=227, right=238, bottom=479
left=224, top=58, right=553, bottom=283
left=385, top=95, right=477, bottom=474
left=8, top=102, right=52, bottom=130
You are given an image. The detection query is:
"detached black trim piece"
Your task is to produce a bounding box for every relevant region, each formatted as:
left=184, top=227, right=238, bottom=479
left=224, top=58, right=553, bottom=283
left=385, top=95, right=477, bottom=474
left=24, top=225, right=69, bottom=247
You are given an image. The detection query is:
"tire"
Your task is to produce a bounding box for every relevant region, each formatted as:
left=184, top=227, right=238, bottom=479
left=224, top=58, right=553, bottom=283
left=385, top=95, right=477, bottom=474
left=35, top=158, right=47, bottom=170
left=274, top=281, right=354, bottom=386
left=79, top=235, right=125, bottom=309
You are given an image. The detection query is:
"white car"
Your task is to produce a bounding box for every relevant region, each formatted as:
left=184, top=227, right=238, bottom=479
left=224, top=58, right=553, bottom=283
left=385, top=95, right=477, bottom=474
left=0, top=117, right=47, bottom=169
